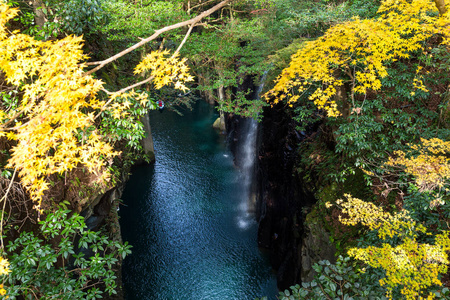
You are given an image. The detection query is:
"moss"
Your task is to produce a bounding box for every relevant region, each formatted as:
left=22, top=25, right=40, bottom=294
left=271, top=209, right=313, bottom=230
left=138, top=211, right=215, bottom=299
left=342, top=169, right=374, bottom=201
left=314, top=169, right=374, bottom=206
left=316, top=182, right=340, bottom=204
left=101, top=70, right=113, bottom=86
left=303, top=169, right=373, bottom=255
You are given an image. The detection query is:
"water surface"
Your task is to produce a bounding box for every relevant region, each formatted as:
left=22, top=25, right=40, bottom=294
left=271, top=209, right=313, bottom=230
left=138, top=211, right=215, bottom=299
left=120, top=100, right=277, bottom=300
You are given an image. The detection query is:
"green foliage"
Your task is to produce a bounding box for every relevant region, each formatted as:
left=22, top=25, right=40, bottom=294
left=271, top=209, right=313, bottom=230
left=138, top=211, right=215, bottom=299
left=219, top=89, right=268, bottom=120
left=2, top=204, right=131, bottom=299
left=263, top=256, right=385, bottom=300
left=269, top=0, right=379, bottom=39
left=46, top=0, right=105, bottom=36
left=6, top=1, right=37, bottom=32
left=10, top=0, right=105, bottom=38
left=98, top=91, right=157, bottom=151
left=100, top=0, right=188, bottom=42
left=183, top=16, right=272, bottom=117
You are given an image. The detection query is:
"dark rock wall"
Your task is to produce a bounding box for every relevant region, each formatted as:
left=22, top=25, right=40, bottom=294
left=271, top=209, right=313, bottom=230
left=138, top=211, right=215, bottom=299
left=224, top=86, right=331, bottom=290
left=256, top=103, right=316, bottom=290
left=139, top=113, right=156, bottom=163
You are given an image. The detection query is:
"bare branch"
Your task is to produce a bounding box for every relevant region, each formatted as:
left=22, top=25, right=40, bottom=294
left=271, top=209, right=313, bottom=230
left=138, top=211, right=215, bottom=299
left=99, top=23, right=195, bottom=105
left=1, top=167, right=17, bottom=250
left=110, top=75, right=154, bottom=96
left=175, top=24, right=195, bottom=54
left=0, top=108, right=26, bottom=130
left=84, top=0, right=232, bottom=76
left=95, top=76, right=155, bottom=120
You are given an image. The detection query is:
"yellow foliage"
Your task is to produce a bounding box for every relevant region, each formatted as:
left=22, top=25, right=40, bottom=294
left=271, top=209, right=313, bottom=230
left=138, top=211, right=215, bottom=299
left=336, top=194, right=425, bottom=240
left=333, top=194, right=450, bottom=299
left=0, top=3, right=194, bottom=211
left=134, top=50, right=194, bottom=92
left=387, top=138, right=450, bottom=193
left=266, top=0, right=444, bottom=116
left=0, top=5, right=111, bottom=210
left=0, top=256, right=9, bottom=296
left=0, top=256, right=9, bottom=276
left=0, top=284, right=6, bottom=296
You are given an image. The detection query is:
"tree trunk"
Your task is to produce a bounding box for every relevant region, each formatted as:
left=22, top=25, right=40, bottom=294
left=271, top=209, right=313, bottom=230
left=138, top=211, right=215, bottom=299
left=32, top=0, right=47, bottom=30
left=213, top=85, right=226, bottom=131
left=434, top=0, right=447, bottom=15
left=139, top=114, right=155, bottom=163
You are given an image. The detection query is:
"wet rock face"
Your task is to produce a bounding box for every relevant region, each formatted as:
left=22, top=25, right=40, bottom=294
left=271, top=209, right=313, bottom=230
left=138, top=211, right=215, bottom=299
left=256, top=103, right=316, bottom=290
left=139, top=114, right=155, bottom=164
left=224, top=82, right=324, bottom=290
left=301, top=220, right=337, bottom=282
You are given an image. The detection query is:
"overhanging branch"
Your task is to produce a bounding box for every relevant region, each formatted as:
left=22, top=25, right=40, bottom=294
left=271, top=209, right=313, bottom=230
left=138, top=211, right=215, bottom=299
left=100, top=21, right=197, bottom=101
left=84, top=0, right=232, bottom=76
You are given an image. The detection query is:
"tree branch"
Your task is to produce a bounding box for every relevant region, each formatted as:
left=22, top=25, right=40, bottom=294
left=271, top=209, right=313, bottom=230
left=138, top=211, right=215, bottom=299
left=100, top=23, right=193, bottom=102
left=99, top=21, right=193, bottom=110
left=188, top=0, right=217, bottom=14
left=84, top=0, right=232, bottom=76
left=175, top=24, right=195, bottom=54
left=1, top=167, right=17, bottom=250
left=94, top=76, right=155, bottom=120
left=433, top=0, right=447, bottom=16
left=0, top=108, right=26, bottom=130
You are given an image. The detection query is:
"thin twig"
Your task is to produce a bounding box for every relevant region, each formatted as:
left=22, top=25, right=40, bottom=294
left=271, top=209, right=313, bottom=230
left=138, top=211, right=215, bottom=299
left=0, top=167, right=17, bottom=250
left=97, top=21, right=197, bottom=112
left=175, top=24, right=195, bottom=54
left=94, top=76, right=155, bottom=120
left=0, top=108, right=26, bottom=130
left=188, top=0, right=217, bottom=13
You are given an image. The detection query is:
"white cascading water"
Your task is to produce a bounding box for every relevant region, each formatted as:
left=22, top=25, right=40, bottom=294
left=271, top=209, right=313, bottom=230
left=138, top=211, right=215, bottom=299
left=236, top=71, right=268, bottom=230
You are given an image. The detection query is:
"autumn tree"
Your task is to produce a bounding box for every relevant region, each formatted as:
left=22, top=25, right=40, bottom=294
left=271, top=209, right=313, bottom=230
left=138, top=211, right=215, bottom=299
left=0, top=0, right=232, bottom=297
left=267, top=0, right=450, bottom=298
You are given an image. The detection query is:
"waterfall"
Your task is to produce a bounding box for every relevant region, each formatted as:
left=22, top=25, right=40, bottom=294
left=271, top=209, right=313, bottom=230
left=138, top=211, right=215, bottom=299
left=236, top=71, right=269, bottom=229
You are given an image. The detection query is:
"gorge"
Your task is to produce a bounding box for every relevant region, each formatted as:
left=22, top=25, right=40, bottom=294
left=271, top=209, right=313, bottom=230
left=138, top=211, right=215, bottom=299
left=1, top=0, right=449, bottom=298
left=120, top=100, right=278, bottom=299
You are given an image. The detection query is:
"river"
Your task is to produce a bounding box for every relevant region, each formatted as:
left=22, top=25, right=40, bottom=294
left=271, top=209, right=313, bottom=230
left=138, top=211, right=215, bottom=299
left=120, top=100, right=278, bottom=300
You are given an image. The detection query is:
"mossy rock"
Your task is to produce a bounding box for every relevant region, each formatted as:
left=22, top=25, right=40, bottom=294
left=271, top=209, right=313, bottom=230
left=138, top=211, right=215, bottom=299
left=306, top=169, right=373, bottom=254
left=315, top=169, right=374, bottom=205
left=212, top=116, right=226, bottom=131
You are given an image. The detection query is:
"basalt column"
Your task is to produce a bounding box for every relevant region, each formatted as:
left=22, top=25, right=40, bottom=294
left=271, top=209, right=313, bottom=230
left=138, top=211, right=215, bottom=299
left=256, top=103, right=316, bottom=290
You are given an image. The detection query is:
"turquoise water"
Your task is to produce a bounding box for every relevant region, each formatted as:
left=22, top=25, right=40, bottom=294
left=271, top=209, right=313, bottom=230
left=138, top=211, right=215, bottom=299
left=120, top=100, right=277, bottom=300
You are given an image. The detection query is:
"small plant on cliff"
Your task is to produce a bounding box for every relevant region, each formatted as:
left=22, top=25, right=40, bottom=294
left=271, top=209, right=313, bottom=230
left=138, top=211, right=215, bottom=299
left=0, top=204, right=132, bottom=299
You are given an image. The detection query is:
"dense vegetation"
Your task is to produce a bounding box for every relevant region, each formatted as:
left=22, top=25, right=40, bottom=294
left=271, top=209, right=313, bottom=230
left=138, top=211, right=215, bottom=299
left=267, top=0, right=450, bottom=298
left=0, top=0, right=222, bottom=298
left=0, top=0, right=450, bottom=299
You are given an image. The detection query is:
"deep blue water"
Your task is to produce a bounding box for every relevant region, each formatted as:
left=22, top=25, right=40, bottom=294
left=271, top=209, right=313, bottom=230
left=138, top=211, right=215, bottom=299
left=120, top=100, right=277, bottom=300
